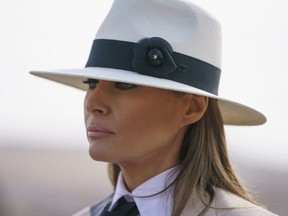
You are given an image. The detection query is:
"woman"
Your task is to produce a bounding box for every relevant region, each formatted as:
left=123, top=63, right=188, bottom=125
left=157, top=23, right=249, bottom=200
left=30, top=0, right=277, bottom=215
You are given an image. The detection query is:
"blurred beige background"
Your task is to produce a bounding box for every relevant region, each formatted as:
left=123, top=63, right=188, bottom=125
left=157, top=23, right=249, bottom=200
left=0, top=147, right=113, bottom=216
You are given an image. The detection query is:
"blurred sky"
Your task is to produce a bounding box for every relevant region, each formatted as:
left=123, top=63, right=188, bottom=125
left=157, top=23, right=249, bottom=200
left=0, top=0, right=287, bottom=169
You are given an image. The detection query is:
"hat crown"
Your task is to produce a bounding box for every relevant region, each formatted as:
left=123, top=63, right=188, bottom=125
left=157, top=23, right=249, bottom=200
left=95, top=0, right=222, bottom=69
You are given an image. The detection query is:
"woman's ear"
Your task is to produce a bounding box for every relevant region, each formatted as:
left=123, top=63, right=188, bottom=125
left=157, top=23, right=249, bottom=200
left=181, top=95, right=209, bottom=126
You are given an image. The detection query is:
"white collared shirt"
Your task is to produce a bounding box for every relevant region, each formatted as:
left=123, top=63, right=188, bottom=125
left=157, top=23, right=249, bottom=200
left=110, top=167, right=178, bottom=216
left=71, top=166, right=278, bottom=216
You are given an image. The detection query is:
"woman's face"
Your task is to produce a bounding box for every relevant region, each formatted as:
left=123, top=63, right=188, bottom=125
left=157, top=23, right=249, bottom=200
left=84, top=80, right=198, bottom=167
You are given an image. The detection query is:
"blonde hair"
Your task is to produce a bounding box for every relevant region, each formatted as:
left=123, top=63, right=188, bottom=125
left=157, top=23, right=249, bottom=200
left=108, top=98, right=254, bottom=216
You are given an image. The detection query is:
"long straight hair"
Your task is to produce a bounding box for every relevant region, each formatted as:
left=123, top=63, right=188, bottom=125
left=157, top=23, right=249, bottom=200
left=108, top=99, right=254, bottom=216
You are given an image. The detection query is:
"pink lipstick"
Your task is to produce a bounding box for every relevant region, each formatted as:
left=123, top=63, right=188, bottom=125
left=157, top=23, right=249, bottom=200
left=87, top=125, right=115, bottom=138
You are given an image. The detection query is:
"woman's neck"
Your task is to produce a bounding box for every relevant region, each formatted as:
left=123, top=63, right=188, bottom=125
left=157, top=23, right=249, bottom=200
left=119, top=155, right=180, bottom=192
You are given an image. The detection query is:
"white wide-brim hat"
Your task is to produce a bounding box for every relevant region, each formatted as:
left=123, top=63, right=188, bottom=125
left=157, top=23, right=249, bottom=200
left=30, top=0, right=266, bottom=125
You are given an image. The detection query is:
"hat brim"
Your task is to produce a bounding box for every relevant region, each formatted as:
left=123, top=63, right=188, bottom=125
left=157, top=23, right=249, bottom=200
left=30, top=67, right=266, bottom=125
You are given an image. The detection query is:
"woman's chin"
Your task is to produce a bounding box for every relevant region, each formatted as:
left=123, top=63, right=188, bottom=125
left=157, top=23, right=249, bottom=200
left=88, top=145, right=116, bottom=163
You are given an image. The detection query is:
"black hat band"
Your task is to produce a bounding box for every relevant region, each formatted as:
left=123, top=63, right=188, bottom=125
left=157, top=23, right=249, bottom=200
left=85, top=38, right=221, bottom=95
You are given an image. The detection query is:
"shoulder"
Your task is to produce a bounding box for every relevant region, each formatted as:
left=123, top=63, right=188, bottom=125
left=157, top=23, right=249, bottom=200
left=212, top=188, right=277, bottom=216
left=71, top=194, right=114, bottom=216
left=181, top=188, right=277, bottom=216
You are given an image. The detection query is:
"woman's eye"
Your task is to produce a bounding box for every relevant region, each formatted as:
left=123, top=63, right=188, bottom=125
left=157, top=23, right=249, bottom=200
left=83, top=80, right=136, bottom=90
left=83, top=79, right=99, bottom=90
left=114, top=82, right=137, bottom=90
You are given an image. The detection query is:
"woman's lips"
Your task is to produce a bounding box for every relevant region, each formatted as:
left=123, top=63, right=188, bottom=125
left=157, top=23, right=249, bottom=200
left=87, top=125, right=115, bottom=138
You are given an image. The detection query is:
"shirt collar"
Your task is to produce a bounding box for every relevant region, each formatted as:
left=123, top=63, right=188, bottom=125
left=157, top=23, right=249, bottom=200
left=111, top=166, right=179, bottom=216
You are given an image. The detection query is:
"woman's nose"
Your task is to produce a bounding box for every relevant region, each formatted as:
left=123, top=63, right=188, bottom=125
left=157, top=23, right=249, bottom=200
left=84, top=81, right=110, bottom=115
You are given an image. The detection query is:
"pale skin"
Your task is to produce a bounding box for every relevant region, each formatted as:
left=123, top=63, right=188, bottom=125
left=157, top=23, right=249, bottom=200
left=84, top=80, right=208, bottom=191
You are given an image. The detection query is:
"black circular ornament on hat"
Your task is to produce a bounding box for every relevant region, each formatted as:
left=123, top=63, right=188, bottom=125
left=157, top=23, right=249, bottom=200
left=132, top=37, right=178, bottom=78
